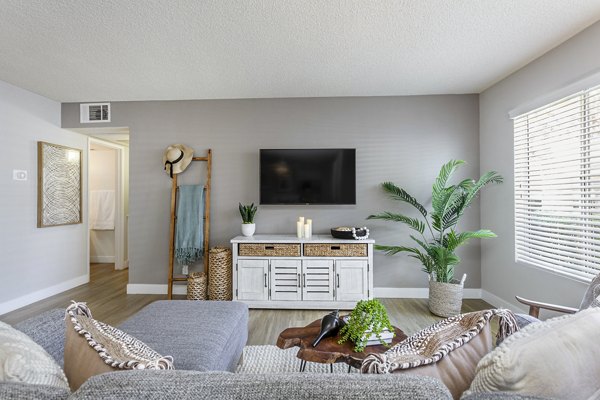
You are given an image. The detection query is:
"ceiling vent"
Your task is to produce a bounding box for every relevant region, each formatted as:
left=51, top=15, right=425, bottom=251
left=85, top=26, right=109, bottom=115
left=80, top=103, right=111, bottom=123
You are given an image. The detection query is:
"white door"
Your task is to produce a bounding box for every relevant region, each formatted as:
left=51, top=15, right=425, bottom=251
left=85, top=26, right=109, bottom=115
left=335, top=260, right=368, bottom=301
left=270, top=259, right=301, bottom=301
left=303, top=259, right=334, bottom=301
left=238, top=259, right=269, bottom=301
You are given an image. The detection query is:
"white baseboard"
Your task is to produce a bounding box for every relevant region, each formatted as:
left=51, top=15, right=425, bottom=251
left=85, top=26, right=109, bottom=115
left=126, top=284, right=187, bottom=295
left=0, top=274, right=89, bottom=316
left=481, top=290, right=527, bottom=313
left=374, top=287, right=482, bottom=299
left=90, top=256, right=115, bottom=263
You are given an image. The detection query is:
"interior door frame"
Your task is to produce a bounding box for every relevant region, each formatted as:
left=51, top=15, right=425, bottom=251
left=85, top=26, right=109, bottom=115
left=87, top=137, right=127, bottom=270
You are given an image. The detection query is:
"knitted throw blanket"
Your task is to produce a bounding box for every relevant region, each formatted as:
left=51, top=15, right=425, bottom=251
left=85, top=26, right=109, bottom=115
left=361, top=309, right=518, bottom=374
left=175, top=185, right=205, bottom=266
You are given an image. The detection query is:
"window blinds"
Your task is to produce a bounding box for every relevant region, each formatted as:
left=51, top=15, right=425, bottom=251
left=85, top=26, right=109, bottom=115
left=514, top=85, right=600, bottom=281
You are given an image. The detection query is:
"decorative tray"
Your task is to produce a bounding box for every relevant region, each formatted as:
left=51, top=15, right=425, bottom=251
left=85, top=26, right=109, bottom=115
left=330, top=227, right=369, bottom=240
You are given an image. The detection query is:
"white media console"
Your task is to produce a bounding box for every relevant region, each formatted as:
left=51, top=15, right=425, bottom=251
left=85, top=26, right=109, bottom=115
left=231, top=234, right=374, bottom=309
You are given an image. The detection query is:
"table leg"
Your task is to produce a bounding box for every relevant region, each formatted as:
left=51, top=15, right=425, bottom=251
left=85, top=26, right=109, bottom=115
left=348, top=365, right=352, bottom=373
left=299, top=360, right=306, bottom=372
left=330, top=364, right=333, bottom=373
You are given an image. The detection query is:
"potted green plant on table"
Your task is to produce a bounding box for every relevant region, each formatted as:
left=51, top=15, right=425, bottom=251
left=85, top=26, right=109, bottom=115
left=239, top=203, right=258, bottom=237
left=338, top=299, right=395, bottom=353
left=368, top=160, right=502, bottom=317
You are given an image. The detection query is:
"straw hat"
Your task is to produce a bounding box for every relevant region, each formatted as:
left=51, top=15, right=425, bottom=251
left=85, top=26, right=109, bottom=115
left=163, top=144, right=194, bottom=178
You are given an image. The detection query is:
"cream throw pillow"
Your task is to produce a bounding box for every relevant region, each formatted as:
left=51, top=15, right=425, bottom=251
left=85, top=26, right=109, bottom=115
left=0, top=320, right=69, bottom=390
left=467, top=307, right=600, bottom=399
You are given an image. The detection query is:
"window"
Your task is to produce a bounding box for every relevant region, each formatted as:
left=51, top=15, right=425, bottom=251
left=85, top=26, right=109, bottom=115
left=514, top=84, right=600, bottom=281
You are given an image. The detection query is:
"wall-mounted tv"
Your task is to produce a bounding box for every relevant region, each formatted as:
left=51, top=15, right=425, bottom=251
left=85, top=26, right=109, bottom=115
left=260, top=148, right=356, bottom=205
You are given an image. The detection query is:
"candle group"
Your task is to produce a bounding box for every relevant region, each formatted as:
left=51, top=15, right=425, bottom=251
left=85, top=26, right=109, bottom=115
left=297, top=217, right=312, bottom=239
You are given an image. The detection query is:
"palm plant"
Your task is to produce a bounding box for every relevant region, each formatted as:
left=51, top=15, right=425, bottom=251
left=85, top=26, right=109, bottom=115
left=368, top=160, right=502, bottom=283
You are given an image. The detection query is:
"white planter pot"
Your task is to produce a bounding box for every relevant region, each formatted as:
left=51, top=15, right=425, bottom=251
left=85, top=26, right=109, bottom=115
left=241, top=223, right=256, bottom=237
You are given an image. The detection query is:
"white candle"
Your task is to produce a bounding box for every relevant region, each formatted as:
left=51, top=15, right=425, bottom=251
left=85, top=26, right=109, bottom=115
left=307, top=219, right=312, bottom=238
left=304, top=223, right=311, bottom=239
left=297, top=221, right=303, bottom=238
left=299, top=216, right=305, bottom=225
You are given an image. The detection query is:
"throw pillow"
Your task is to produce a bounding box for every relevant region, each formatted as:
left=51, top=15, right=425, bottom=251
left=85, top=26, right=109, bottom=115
left=0, top=320, right=69, bottom=390
left=466, top=306, right=600, bottom=400
left=361, top=309, right=518, bottom=400
left=64, top=301, right=174, bottom=391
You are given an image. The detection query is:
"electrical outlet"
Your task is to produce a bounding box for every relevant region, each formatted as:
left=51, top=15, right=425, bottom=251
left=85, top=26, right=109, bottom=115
left=13, top=170, right=27, bottom=181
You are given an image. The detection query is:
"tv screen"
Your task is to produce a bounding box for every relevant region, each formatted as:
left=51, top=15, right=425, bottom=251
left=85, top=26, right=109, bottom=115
left=260, top=149, right=356, bottom=205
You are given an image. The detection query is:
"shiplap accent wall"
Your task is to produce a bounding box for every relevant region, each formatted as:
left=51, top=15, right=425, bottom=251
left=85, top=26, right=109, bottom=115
left=62, top=95, right=480, bottom=290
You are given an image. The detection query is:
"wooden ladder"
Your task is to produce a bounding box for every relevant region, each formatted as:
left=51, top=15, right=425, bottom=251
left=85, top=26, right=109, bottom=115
left=167, top=149, right=212, bottom=299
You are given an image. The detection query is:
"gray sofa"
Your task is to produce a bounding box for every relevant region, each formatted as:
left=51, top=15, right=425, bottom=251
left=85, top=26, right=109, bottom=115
left=1, top=301, right=547, bottom=400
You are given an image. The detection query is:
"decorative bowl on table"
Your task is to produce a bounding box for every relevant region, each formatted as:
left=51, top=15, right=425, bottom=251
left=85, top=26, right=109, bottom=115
left=330, top=227, right=369, bottom=240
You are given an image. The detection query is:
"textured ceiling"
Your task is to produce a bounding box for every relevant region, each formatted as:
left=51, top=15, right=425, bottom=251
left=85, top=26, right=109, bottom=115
left=1, top=1, right=600, bottom=102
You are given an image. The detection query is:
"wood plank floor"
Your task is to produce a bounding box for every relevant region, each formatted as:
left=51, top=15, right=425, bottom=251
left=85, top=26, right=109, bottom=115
left=1, top=264, right=493, bottom=345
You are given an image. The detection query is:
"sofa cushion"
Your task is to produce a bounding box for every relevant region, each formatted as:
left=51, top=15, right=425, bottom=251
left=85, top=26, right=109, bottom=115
left=0, top=320, right=69, bottom=391
left=0, top=382, right=70, bottom=400
left=466, top=306, right=600, bottom=399
left=362, top=309, right=518, bottom=400
left=118, top=300, right=249, bottom=372
left=64, top=302, right=174, bottom=391
left=72, top=370, right=453, bottom=400
left=14, top=308, right=66, bottom=368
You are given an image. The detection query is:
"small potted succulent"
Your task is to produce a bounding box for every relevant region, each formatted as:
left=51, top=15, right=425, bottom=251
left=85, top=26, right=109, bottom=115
left=239, top=203, right=258, bottom=237
left=338, top=299, right=395, bottom=352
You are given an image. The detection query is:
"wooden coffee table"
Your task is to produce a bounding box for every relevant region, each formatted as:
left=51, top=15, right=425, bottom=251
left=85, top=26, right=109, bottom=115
left=276, top=318, right=407, bottom=372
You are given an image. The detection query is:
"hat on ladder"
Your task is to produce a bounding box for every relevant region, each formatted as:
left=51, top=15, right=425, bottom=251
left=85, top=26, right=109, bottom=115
left=163, top=144, right=194, bottom=178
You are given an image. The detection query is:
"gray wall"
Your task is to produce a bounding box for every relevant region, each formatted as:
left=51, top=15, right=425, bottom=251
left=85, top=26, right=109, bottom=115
left=62, top=95, right=481, bottom=289
left=0, top=80, right=88, bottom=314
left=479, top=21, right=600, bottom=311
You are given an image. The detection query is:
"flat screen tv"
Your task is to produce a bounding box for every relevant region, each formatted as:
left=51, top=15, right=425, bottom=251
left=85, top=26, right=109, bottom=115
left=260, top=149, right=356, bottom=205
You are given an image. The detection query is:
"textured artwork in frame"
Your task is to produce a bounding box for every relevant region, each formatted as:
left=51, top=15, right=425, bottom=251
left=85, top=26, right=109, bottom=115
left=37, top=141, right=82, bottom=227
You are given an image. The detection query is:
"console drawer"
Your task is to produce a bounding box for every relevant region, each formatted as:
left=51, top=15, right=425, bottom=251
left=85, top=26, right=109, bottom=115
left=303, top=243, right=367, bottom=257
left=238, top=243, right=300, bottom=257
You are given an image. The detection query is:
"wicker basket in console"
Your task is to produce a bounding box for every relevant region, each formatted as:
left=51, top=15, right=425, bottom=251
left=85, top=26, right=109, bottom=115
left=303, top=243, right=367, bottom=257
left=238, top=243, right=301, bottom=257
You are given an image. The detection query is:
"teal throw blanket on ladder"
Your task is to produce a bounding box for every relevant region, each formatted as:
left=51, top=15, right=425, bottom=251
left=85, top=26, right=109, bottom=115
left=175, top=185, right=205, bottom=266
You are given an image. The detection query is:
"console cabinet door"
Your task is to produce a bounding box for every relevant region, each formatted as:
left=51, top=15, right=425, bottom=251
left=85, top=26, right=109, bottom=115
left=335, top=260, right=368, bottom=301
left=270, top=259, right=302, bottom=301
left=237, top=259, right=269, bottom=301
left=302, top=259, right=334, bottom=301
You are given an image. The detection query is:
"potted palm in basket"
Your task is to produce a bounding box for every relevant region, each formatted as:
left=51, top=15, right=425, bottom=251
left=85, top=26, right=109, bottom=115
left=368, top=160, right=502, bottom=317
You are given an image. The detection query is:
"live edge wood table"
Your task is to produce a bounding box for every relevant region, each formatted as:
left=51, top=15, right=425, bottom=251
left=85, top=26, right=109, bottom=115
left=277, top=318, right=407, bottom=372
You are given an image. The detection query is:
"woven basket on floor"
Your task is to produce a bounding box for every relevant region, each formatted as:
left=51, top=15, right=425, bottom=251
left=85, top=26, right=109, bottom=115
left=187, top=272, right=207, bottom=300
left=208, top=247, right=232, bottom=301
left=428, top=274, right=466, bottom=317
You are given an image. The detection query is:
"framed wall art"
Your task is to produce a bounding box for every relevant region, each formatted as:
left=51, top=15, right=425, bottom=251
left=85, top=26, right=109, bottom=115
left=37, top=141, right=82, bottom=228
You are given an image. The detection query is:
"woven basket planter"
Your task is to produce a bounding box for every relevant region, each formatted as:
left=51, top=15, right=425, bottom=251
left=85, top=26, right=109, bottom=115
left=187, top=272, right=207, bottom=300
left=428, top=274, right=466, bottom=317
left=208, top=247, right=233, bottom=301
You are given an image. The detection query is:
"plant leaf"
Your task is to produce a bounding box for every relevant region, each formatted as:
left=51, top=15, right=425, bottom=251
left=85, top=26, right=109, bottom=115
left=381, top=182, right=427, bottom=218
left=446, top=229, right=497, bottom=252
left=367, top=212, right=425, bottom=234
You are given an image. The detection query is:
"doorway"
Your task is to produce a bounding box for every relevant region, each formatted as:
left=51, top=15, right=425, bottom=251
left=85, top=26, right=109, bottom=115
left=88, top=136, right=129, bottom=272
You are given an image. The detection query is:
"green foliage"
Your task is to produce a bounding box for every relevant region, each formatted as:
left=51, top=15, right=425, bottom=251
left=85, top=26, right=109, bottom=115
left=338, top=299, right=395, bottom=353
left=238, top=203, right=258, bottom=224
left=369, top=160, right=503, bottom=283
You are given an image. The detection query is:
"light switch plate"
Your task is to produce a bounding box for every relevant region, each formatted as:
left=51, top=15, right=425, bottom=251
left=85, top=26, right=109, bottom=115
left=13, top=170, right=27, bottom=181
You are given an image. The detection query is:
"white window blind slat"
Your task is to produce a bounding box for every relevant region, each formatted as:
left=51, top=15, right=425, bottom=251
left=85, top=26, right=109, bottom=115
left=514, top=84, right=600, bottom=281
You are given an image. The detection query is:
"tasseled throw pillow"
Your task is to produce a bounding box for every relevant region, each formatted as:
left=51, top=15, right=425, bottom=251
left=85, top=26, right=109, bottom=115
left=64, top=301, right=174, bottom=391
left=361, top=309, right=518, bottom=400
